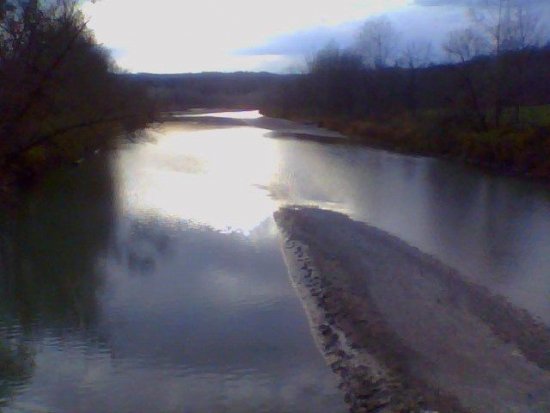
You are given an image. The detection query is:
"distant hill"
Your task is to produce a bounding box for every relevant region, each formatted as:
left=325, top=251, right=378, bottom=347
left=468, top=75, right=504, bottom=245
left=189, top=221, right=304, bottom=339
left=122, top=72, right=299, bottom=110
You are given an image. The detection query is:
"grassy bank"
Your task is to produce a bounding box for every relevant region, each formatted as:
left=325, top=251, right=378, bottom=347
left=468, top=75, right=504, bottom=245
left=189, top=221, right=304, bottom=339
left=263, top=106, right=550, bottom=181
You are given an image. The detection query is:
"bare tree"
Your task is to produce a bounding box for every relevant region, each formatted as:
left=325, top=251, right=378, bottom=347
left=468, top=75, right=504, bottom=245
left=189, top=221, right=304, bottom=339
left=442, top=1, right=543, bottom=128
left=470, top=0, right=542, bottom=55
left=444, top=28, right=488, bottom=63
left=399, top=41, right=432, bottom=116
left=355, top=16, right=399, bottom=69
left=306, top=42, right=365, bottom=115
left=470, top=0, right=544, bottom=126
left=443, top=29, right=490, bottom=130
left=400, top=41, right=432, bottom=69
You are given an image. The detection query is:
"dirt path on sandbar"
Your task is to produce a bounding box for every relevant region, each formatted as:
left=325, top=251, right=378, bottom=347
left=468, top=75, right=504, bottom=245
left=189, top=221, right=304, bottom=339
left=275, top=206, right=550, bottom=413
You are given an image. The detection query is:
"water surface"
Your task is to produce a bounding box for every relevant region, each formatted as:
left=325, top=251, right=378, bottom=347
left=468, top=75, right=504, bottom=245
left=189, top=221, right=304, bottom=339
left=1, top=111, right=549, bottom=412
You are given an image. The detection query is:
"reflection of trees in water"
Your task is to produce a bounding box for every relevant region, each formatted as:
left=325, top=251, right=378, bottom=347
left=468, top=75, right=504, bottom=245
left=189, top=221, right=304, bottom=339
left=121, top=221, right=172, bottom=276
left=422, top=160, right=544, bottom=280
left=0, top=155, right=116, bottom=402
left=0, top=338, right=34, bottom=407
left=1, top=156, right=115, bottom=327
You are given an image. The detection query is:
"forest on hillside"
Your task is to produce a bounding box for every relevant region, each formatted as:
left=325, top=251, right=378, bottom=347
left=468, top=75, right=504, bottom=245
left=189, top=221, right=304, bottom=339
left=264, top=2, right=550, bottom=178
left=128, top=72, right=293, bottom=111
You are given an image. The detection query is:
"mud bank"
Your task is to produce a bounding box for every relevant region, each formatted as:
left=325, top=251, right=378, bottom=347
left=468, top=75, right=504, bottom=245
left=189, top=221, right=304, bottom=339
left=275, top=207, right=550, bottom=413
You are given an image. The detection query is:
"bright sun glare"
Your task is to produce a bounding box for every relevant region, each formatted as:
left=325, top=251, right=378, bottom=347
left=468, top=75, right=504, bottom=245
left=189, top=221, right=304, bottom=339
left=82, top=0, right=409, bottom=73
left=116, top=123, right=282, bottom=234
left=183, top=110, right=263, bottom=119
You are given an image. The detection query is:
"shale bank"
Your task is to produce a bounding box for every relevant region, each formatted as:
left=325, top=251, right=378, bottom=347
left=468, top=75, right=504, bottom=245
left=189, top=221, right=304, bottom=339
left=275, top=206, right=550, bottom=413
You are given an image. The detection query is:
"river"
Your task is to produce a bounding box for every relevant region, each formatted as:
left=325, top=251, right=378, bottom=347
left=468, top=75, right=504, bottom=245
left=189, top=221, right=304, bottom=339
left=0, top=110, right=549, bottom=412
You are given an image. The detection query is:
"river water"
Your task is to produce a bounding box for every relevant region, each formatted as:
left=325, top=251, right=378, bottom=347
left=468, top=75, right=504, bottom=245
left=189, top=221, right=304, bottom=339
left=1, top=111, right=549, bottom=412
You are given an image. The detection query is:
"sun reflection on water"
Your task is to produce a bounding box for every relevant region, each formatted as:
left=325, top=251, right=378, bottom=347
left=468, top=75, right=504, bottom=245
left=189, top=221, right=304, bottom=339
left=183, top=110, right=263, bottom=120
left=115, top=123, right=281, bottom=234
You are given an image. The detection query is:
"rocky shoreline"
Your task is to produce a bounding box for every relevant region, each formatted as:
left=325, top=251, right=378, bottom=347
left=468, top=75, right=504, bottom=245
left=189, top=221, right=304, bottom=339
left=275, top=206, right=550, bottom=413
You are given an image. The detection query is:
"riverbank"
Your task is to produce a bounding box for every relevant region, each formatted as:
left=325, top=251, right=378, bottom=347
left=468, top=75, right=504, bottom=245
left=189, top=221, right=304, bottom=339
left=0, top=120, right=157, bottom=204
left=0, top=138, right=106, bottom=204
left=275, top=206, right=550, bottom=413
left=262, top=109, right=550, bottom=182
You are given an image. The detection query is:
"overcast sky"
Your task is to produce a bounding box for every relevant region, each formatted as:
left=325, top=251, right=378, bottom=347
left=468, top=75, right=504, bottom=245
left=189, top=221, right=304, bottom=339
left=82, top=0, right=549, bottom=74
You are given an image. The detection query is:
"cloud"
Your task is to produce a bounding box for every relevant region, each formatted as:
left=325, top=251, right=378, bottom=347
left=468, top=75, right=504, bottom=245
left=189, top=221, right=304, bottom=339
left=238, top=3, right=471, bottom=67
left=413, top=0, right=467, bottom=5
left=238, top=0, right=550, bottom=70
left=414, top=0, right=544, bottom=5
left=82, top=0, right=408, bottom=73
left=83, top=0, right=549, bottom=73
left=237, top=22, right=362, bottom=57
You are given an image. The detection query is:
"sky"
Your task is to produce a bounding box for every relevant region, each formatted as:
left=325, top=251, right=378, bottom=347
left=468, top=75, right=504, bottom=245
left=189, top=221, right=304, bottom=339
left=81, top=0, right=550, bottom=74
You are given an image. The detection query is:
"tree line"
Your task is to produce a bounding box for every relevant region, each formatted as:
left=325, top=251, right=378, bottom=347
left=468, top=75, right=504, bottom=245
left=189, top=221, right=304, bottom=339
left=261, top=0, right=550, bottom=177
left=132, top=72, right=292, bottom=111
left=267, top=0, right=549, bottom=124
left=0, top=0, right=157, bottom=187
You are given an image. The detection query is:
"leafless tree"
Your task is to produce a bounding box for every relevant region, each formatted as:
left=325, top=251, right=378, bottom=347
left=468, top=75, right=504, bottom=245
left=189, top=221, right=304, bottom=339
left=444, top=28, right=488, bottom=63
left=442, top=0, right=544, bottom=128
left=355, top=16, right=399, bottom=69
left=443, top=28, right=490, bottom=130
left=306, top=42, right=366, bottom=115
left=399, top=41, right=432, bottom=116
left=470, top=0, right=542, bottom=55
left=400, top=41, right=432, bottom=69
